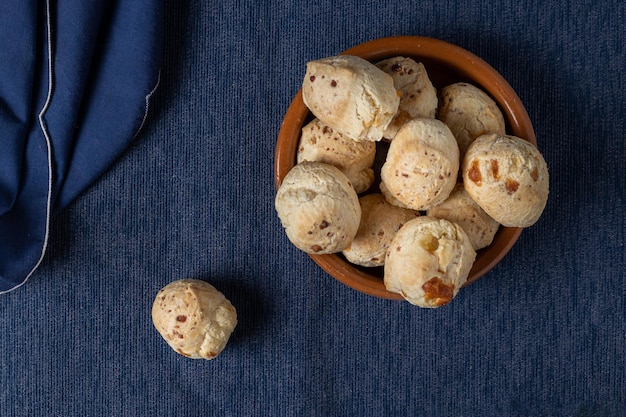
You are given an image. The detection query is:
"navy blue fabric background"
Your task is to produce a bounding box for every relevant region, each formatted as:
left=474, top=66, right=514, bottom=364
left=1, top=0, right=623, bottom=416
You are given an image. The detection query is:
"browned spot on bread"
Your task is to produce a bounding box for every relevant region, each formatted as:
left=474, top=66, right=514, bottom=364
left=177, top=349, right=191, bottom=357
left=531, top=166, right=539, bottom=181
left=468, top=160, right=482, bottom=184
left=420, top=234, right=439, bottom=252
left=393, top=110, right=412, bottom=126
left=490, top=159, right=500, bottom=180
left=422, top=277, right=454, bottom=306
left=505, top=178, right=520, bottom=194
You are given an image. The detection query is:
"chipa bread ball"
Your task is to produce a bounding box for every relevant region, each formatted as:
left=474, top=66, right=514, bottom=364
left=462, top=133, right=549, bottom=227
left=152, top=279, right=237, bottom=360
left=302, top=55, right=400, bottom=142
left=275, top=161, right=361, bottom=254
left=384, top=217, right=476, bottom=308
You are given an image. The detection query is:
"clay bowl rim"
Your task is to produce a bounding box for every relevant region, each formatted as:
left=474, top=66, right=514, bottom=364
left=274, top=35, right=536, bottom=300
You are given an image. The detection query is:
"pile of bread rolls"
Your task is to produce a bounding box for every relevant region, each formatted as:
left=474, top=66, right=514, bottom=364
left=275, top=55, right=549, bottom=308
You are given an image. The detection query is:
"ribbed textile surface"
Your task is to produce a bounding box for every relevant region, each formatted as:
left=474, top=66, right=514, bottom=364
left=1, top=0, right=623, bottom=416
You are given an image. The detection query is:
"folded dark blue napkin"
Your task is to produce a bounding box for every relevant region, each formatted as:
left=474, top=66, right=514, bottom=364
left=0, top=1, right=162, bottom=292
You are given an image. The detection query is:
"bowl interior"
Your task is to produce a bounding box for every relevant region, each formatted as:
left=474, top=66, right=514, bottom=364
left=275, top=36, right=535, bottom=300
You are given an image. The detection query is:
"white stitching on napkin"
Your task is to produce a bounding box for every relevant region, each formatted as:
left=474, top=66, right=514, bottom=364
left=132, top=69, right=161, bottom=140
left=1, top=0, right=54, bottom=294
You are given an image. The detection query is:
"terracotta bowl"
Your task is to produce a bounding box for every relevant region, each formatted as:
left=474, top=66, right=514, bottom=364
left=274, top=36, right=536, bottom=300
